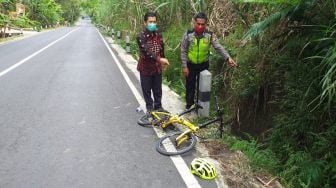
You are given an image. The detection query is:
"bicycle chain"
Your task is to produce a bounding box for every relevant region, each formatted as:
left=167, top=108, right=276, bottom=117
left=153, top=115, right=170, bottom=127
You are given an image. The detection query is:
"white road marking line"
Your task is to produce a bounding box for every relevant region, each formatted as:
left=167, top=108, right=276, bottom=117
left=0, top=28, right=79, bottom=78
left=97, top=29, right=202, bottom=188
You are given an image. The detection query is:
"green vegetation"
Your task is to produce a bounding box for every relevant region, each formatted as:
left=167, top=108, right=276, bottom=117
left=2, top=0, right=334, bottom=187
left=0, top=0, right=81, bottom=33
left=88, top=0, right=336, bottom=187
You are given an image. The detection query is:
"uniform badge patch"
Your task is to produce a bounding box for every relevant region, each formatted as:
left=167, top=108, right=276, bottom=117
left=203, top=38, right=209, bottom=44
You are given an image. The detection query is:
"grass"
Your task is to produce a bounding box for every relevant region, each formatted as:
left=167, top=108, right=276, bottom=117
left=223, top=133, right=280, bottom=174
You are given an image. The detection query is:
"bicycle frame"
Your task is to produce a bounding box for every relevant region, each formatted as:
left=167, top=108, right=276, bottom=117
left=154, top=96, right=226, bottom=156
left=149, top=103, right=201, bottom=128
left=199, top=116, right=224, bottom=138
left=174, top=96, right=224, bottom=146
left=150, top=111, right=200, bottom=131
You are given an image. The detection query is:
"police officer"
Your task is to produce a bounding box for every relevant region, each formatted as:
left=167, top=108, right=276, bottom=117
left=181, top=12, right=236, bottom=109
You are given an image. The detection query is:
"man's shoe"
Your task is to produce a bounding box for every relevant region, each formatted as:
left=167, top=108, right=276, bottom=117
left=145, top=109, right=153, bottom=117
left=185, top=104, right=193, bottom=110
left=143, top=111, right=154, bottom=123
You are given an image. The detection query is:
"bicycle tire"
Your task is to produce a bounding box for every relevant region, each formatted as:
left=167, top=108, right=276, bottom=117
left=137, top=114, right=152, bottom=127
left=137, top=112, right=170, bottom=127
left=156, top=133, right=197, bottom=156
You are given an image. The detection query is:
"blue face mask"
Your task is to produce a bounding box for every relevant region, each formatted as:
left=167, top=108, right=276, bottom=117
left=147, top=23, right=157, bottom=32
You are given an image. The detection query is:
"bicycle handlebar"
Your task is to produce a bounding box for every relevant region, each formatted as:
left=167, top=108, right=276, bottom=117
left=178, top=103, right=203, bottom=116
left=214, top=96, right=222, bottom=117
left=215, top=96, right=220, bottom=111
left=198, top=96, right=223, bottom=130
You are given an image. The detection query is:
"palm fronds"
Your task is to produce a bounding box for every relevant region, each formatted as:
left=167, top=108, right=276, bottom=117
left=243, top=7, right=291, bottom=39
left=320, top=44, right=336, bottom=107
left=239, top=0, right=318, bottom=39
left=301, top=23, right=336, bottom=109
left=154, top=2, right=171, bottom=12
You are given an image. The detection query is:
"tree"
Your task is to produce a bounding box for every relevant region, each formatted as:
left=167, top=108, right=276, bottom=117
left=23, top=0, right=62, bottom=26
left=56, top=0, right=81, bottom=24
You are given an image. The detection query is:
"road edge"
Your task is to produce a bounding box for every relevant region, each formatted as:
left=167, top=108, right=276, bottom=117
left=96, top=28, right=203, bottom=188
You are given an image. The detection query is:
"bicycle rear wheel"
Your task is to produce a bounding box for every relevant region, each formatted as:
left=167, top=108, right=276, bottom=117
left=137, top=111, right=171, bottom=127
left=137, top=114, right=153, bottom=127
left=156, top=133, right=197, bottom=156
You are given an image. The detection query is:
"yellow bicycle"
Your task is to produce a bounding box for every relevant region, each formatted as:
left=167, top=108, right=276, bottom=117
left=137, top=104, right=200, bottom=128
left=137, top=97, right=224, bottom=156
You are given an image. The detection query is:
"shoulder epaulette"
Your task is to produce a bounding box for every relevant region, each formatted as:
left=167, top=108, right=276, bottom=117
left=187, top=29, right=194, bottom=34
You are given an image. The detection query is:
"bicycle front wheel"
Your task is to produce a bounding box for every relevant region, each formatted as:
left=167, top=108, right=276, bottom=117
left=156, top=133, right=197, bottom=156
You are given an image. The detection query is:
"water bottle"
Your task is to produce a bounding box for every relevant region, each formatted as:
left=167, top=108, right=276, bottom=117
left=136, top=106, right=143, bottom=113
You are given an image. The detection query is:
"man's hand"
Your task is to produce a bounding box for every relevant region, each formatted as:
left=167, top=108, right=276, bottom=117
left=182, top=67, right=189, bottom=77
left=159, top=58, right=169, bottom=71
left=159, top=58, right=169, bottom=65
left=227, top=57, right=237, bottom=67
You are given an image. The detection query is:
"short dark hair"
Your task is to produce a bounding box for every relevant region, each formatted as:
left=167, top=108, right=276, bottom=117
left=144, top=12, right=157, bottom=21
left=194, top=12, right=207, bottom=22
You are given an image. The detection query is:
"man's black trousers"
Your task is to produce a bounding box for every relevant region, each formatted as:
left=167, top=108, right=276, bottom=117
left=140, top=73, right=162, bottom=112
left=186, top=62, right=209, bottom=109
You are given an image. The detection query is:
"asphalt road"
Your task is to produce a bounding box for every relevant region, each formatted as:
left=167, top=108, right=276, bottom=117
left=0, top=20, right=193, bottom=188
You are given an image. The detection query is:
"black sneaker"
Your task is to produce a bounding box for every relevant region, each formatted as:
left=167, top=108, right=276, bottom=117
left=144, top=112, right=154, bottom=123
left=185, top=104, right=193, bottom=110
left=146, top=109, right=153, bottom=115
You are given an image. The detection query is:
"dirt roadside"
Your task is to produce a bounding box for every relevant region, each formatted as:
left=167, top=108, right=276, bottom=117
left=197, top=139, right=283, bottom=188
left=107, top=36, right=283, bottom=188
left=1, top=29, right=283, bottom=188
